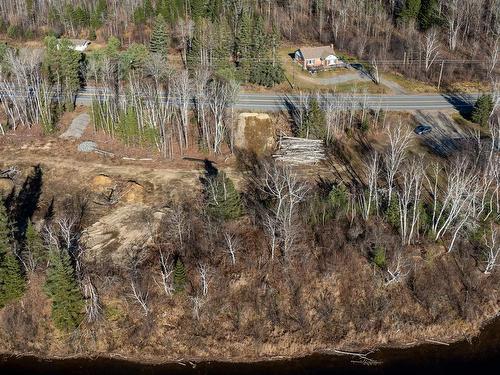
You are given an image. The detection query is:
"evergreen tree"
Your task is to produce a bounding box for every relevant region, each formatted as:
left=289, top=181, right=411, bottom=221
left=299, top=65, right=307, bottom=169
left=90, top=0, right=107, bottom=29
left=235, top=11, right=253, bottom=80
left=121, top=43, right=149, bottom=72
left=206, top=0, right=223, bottom=22
left=105, top=36, right=121, bottom=58
left=386, top=195, right=400, bottom=229
left=44, top=248, right=84, bottom=331
left=190, top=0, right=206, bottom=20
left=186, top=19, right=202, bottom=69
left=213, top=20, right=233, bottom=76
left=471, top=94, right=494, bottom=127
left=206, top=172, right=244, bottom=220
left=0, top=201, right=25, bottom=308
left=328, top=184, right=349, bottom=216
left=149, top=14, right=169, bottom=57
left=397, top=0, right=422, bottom=24
left=25, top=220, right=45, bottom=267
left=173, top=258, right=186, bottom=293
left=418, top=0, right=440, bottom=30
left=300, top=97, right=326, bottom=139
left=143, top=0, right=154, bottom=19
left=251, top=16, right=268, bottom=59
left=43, top=36, right=82, bottom=110
left=249, top=61, right=284, bottom=87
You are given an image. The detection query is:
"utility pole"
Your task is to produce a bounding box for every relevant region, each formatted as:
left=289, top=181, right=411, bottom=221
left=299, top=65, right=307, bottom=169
left=437, top=60, right=445, bottom=91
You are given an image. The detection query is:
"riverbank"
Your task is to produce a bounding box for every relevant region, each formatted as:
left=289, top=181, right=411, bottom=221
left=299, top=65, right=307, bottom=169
left=1, top=315, right=499, bottom=374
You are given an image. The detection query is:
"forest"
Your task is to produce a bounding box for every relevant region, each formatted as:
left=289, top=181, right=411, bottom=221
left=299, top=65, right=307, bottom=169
left=0, top=0, right=499, bottom=83
left=0, top=0, right=499, bottom=365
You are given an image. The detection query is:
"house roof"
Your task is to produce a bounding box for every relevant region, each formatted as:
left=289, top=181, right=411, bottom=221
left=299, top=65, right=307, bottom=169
left=68, top=39, right=90, bottom=46
left=299, top=46, right=335, bottom=60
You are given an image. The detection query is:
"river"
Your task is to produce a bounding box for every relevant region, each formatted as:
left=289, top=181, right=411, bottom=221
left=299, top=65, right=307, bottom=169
left=1, top=317, right=499, bottom=375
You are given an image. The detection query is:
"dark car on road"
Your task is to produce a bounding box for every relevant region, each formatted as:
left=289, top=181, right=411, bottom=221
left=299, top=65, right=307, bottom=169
left=414, top=125, right=432, bottom=135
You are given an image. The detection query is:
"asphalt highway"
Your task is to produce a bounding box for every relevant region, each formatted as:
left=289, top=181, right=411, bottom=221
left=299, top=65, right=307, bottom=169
left=1, top=86, right=479, bottom=112
left=75, top=87, right=479, bottom=111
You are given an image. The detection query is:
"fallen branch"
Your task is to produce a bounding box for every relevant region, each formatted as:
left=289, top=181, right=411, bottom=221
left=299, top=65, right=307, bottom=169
left=333, top=349, right=381, bottom=365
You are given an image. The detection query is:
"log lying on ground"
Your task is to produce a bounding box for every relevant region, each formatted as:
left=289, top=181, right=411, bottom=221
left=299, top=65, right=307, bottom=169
left=273, top=136, right=326, bottom=165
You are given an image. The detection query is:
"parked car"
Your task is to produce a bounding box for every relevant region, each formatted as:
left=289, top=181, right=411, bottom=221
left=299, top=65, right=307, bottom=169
left=414, top=125, right=432, bottom=135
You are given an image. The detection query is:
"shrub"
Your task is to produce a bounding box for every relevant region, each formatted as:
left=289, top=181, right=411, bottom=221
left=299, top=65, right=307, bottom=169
left=205, top=172, right=244, bottom=220
left=372, top=246, right=386, bottom=269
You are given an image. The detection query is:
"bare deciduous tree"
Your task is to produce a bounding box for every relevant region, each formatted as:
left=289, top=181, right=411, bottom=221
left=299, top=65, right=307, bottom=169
left=223, top=231, right=240, bottom=265
left=172, top=69, right=191, bottom=151
left=384, top=125, right=413, bottom=204
left=483, top=225, right=500, bottom=274
left=385, top=252, right=410, bottom=285
left=198, top=264, right=211, bottom=297
left=423, top=28, right=440, bottom=72
left=397, top=158, right=425, bottom=245
left=259, top=162, right=309, bottom=260
left=360, top=151, right=380, bottom=220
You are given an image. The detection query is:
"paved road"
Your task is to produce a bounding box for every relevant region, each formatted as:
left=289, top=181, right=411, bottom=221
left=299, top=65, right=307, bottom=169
left=75, top=87, right=479, bottom=112
left=1, top=87, right=479, bottom=112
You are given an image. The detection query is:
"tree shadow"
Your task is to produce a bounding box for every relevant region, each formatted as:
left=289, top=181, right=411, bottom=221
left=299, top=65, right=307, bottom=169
left=12, top=165, right=43, bottom=242
left=441, top=93, right=475, bottom=119
left=282, top=94, right=301, bottom=136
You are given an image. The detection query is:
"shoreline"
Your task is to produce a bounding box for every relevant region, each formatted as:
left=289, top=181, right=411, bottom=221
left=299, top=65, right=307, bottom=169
left=2, top=312, right=499, bottom=367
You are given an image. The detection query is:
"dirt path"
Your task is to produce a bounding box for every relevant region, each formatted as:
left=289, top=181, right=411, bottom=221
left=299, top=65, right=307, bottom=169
left=60, top=113, right=90, bottom=139
left=2, top=151, right=201, bottom=187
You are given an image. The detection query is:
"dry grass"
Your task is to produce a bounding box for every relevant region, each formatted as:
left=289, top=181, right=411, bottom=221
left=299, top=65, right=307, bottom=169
left=381, top=72, right=438, bottom=93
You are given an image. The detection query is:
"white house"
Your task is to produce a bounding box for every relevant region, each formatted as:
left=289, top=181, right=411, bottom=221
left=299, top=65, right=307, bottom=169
left=67, top=39, right=91, bottom=52
left=294, top=45, right=343, bottom=71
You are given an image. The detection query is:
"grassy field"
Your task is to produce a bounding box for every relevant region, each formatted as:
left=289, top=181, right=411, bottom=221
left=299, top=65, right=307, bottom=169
left=381, top=72, right=438, bottom=93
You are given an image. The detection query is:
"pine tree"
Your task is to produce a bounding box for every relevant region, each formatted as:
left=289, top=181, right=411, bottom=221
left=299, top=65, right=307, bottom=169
left=251, top=16, right=268, bottom=59
left=43, top=37, right=81, bottom=110
left=0, top=252, right=25, bottom=307
left=235, top=11, right=253, bottom=80
left=471, top=94, right=494, bottom=127
left=397, top=0, right=422, bottom=24
left=249, top=61, right=284, bottom=87
left=300, top=98, right=326, bottom=139
left=418, top=0, right=440, bottom=30
left=105, top=36, right=121, bottom=58
left=0, top=201, right=25, bottom=308
left=44, top=248, right=84, bottom=331
left=206, top=0, right=223, bottom=22
left=206, top=172, right=244, bottom=220
left=328, top=184, right=349, bottom=216
left=386, top=195, right=400, bottom=229
left=186, top=20, right=202, bottom=69
left=149, top=14, right=169, bottom=57
left=213, top=20, right=233, bottom=76
left=173, top=258, right=186, bottom=293
left=25, top=220, right=45, bottom=267
left=190, top=0, right=206, bottom=20
left=0, top=202, right=9, bottom=250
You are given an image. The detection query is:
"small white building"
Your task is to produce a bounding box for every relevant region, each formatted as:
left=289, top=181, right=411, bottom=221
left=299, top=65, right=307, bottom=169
left=67, top=39, right=91, bottom=52
left=294, top=45, right=343, bottom=71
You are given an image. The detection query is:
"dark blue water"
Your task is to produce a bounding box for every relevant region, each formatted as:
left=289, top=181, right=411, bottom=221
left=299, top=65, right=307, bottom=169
left=1, top=317, right=499, bottom=375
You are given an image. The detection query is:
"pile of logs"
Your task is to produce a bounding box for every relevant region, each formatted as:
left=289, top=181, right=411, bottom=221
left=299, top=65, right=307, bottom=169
left=273, top=136, right=326, bottom=165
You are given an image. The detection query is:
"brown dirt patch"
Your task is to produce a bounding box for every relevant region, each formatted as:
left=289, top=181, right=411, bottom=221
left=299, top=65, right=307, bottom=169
left=235, top=113, right=275, bottom=156
left=121, top=181, right=145, bottom=204
left=0, top=178, right=14, bottom=195
left=90, top=174, right=114, bottom=193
